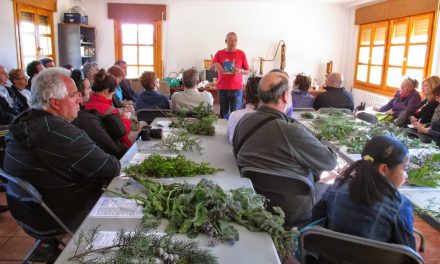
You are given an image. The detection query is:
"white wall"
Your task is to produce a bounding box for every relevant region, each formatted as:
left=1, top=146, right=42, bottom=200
left=0, top=0, right=74, bottom=69
left=0, top=0, right=18, bottom=69
left=81, top=0, right=350, bottom=85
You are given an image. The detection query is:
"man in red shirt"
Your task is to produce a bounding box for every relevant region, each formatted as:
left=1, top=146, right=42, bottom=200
left=210, top=32, right=249, bottom=119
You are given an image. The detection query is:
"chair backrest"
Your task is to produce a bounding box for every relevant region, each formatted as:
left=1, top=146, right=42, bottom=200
left=317, top=107, right=352, bottom=115
left=136, top=109, right=172, bottom=124
left=356, top=112, right=378, bottom=124
left=293, top=108, right=316, bottom=112
left=0, top=125, right=8, bottom=169
left=129, top=78, right=144, bottom=94
left=300, top=226, right=424, bottom=264
left=0, top=170, right=73, bottom=236
left=158, top=81, right=171, bottom=97
left=241, top=167, right=315, bottom=228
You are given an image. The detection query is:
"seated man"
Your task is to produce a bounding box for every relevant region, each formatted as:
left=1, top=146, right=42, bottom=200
left=233, top=71, right=337, bottom=184
left=314, top=72, right=354, bottom=112
left=0, top=65, right=20, bottom=124
left=114, top=60, right=138, bottom=103
left=4, top=68, right=121, bottom=233
left=171, top=68, right=213, bottom=111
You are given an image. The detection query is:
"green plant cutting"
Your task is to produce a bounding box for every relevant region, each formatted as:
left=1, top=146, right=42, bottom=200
left=111, top=178, right=298, bottom=261
left=300, top=112, right=315, bottom=119
left=70, top=226, right=218, bottom=264
left=124, top=154, right=223, bottom=179
left=408, top=153, right=440, bottom=187
left=171, top=103, right=217, bottom=136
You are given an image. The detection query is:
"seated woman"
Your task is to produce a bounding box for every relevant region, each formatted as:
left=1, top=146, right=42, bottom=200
left=8, top=69, right=31, bottom=112
left=291, top=73, right=314, bottom=108
left=135, top=71, right=170, bottom=110
left=408, top=76, right=440, bottom=125
left=85, top=69, right=132, bottom=148
left=312, top=135, right=415, bottom=250
left=374, top=77, right=421, bottom=126
left=71, top=69, right=128, bottom=159
left=227, top=77, right=261, bottom=144
left=107, top=65, right=134, bottom=111
left=411, top=85, right=440, bottom=146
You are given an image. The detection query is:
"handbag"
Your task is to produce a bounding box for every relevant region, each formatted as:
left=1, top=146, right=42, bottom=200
left=101, top=107, right=127, bottom=140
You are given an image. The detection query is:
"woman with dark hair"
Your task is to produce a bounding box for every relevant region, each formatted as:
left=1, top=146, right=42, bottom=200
left=312, top=135, right=415, bottom=249
left=71, top=69, right=128, bottom=159
left=85, top=69, right=132, bottom=148
left=135, top=71, right=170, bottom=110
left=291, top=73, right=314, bottom=108
left=227, top=77, right=261, bottom=144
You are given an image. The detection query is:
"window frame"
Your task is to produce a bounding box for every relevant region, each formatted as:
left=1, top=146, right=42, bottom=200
left=114, top=20, right=163, bottom=79
left=353, top=12, right=435, bottom=96
left=14, top=1, right=56, bottom=69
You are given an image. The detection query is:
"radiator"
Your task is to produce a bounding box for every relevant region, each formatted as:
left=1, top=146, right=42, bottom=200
left=351, top=88, right=391, bottom=108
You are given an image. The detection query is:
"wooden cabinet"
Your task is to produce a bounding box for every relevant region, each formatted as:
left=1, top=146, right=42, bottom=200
left=58, top=23, right=96, bottom=68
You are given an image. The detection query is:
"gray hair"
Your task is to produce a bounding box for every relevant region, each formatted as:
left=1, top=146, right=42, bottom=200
left=31, top=68, right=70, bottom=109
left=258, top=74, right=289, bottom=104
left=82, top=62, right=99, bottom=79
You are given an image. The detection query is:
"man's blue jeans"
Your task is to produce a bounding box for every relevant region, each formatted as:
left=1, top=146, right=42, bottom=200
left=219, top=89, right=243, bottom=119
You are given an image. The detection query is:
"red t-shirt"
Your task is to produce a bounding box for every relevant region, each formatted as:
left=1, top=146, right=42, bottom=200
left=212, top=49, right=249, bottom=90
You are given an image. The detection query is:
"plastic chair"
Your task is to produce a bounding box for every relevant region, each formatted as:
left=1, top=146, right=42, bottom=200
left=240, top=167, right=315, bottom=228
left=0, top=170, right=73, bottom=263
left=0, top=125, right=8, bottom=169
left=136, top=109, right=172, bottom=124
left=299, top=226, right=424, bottom=264
left=356, top=112, right=378, bottom=124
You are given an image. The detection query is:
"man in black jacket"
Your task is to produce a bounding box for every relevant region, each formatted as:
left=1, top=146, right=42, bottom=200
left=4, top=68, right=121, bottom=232
left=313, top=72, right=354, bottom=112
left=115, top=60, right=138, bottom=102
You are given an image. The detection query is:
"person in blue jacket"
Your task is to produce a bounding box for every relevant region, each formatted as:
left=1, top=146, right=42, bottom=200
left=312, top=135, right=416, bottom=250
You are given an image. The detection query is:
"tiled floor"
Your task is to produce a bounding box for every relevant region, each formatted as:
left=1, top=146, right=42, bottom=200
left=1, top=191, right=440, bottom=263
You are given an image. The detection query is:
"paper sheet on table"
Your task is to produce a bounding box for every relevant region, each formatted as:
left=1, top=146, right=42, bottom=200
left=89, top=197, right=144, bottom=218
left=129, top=153, right=177, bottom=164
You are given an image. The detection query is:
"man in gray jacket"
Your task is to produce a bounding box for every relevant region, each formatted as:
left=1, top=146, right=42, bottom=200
left=4, top=68, right=121, bottom=233
left=233, top=71, right=337, bottom=183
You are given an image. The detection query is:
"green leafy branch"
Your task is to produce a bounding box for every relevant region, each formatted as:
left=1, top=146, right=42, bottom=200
left=70, top=226, right=218, bottom=264
left=156, top=129, right=203, bottom=154
left=110, top=178, right=298, bottom=260
left=171, top=103, right=217, bottom=136
left=124, top=154, right=223, bottom=179
left=408, top=153, right=440, bottom=187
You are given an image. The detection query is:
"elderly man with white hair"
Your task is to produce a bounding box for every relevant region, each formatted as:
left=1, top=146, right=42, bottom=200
left=4, top=68, right=120, bottom=235
left=313, top=72, right=354, bottom=112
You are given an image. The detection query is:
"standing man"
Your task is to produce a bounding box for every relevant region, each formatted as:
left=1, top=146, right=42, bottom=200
left=210, top=32, right=249, bottom=119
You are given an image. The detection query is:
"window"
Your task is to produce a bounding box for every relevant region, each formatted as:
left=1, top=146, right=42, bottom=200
left=15, top=2, right=56, bottom=69
left=354, top=13, right=434, bottom=95
left=114, top=20, right=162, bottom=79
